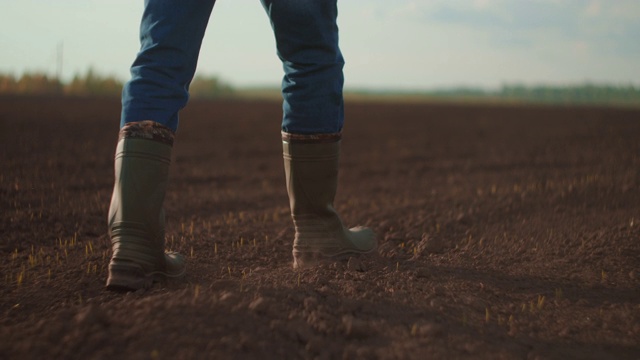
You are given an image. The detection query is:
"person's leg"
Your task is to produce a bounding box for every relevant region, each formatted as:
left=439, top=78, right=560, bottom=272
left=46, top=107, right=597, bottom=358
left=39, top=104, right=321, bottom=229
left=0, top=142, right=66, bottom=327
left=261, top=0, right=377, bottom=268
left=121, top=0, right=216, bottom=132
left=260, top=0, right=344, bottom=134
left=107, top=0, right=215, bottom=290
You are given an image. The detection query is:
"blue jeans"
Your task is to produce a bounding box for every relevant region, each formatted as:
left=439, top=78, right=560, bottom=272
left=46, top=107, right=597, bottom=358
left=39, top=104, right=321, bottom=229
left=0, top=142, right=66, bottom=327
left=121, top=0, right=345, bottom=135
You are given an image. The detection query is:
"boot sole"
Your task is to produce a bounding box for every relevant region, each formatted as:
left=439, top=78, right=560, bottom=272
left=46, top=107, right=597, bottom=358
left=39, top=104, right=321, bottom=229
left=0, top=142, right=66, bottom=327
left=293, top=248, right=375, bottom=269
left=106, top=262, right=185, bottom=291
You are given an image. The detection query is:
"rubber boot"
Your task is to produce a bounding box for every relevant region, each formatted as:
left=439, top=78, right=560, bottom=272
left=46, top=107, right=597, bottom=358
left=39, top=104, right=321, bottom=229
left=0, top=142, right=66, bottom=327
left=106, top=121, right=185, bottom=291
left=282, top=132, right=377, bottom=269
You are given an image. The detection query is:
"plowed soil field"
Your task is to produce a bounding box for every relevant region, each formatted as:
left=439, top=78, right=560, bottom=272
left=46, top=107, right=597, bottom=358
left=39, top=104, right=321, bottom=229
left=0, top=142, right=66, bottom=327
left=1, top=96, right=639, bottom=359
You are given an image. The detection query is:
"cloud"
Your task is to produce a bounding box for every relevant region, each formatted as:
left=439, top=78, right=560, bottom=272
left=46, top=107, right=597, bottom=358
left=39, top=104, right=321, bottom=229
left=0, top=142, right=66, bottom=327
left=583, top=1, right=601, bottom=17
left=380, top=0, right=640, bottom=57
left=341, top=0, right=639, bottom=87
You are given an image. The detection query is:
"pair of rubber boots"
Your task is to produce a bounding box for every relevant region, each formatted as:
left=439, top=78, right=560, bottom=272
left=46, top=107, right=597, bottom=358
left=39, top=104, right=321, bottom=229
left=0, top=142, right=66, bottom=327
left=106, top=121, right=376, bottom=291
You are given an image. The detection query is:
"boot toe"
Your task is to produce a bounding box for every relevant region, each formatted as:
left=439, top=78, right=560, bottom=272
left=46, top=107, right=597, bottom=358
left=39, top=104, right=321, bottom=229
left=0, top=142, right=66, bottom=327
left=348, top=226, right=377, bottom=252
left=164, top=251, right=186, bottom=278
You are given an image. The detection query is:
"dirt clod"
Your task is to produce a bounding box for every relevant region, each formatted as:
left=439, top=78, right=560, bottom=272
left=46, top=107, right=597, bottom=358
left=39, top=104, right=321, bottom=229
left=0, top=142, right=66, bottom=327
left=342, top=315, right=372, bottom=339
left=248, top=297, right=268, bottom=313
left=347, top=257, right=366, bottom=272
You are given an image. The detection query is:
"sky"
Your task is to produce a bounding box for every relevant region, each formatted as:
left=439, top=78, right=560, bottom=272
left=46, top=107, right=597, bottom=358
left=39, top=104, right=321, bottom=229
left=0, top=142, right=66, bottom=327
left=1, top=0, right=639, bottom=91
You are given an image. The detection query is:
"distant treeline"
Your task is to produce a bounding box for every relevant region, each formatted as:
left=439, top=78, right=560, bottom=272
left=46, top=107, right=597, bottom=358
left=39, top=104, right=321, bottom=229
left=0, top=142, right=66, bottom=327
left=498, top=84, right=640, bottom=105
left=1, top=70, right=639, bottom=106
left=0, top=70, right=234, bottom=98
left=0, top=69, right=122, bottom=96
left=427, top=84, right=640, bottom=105
left=351, top=84, right=640, bottom=107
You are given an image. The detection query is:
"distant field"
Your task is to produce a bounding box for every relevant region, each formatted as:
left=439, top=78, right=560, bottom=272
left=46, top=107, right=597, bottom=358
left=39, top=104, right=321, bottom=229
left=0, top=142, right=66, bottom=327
left=227, top=86, right=640, bottom=108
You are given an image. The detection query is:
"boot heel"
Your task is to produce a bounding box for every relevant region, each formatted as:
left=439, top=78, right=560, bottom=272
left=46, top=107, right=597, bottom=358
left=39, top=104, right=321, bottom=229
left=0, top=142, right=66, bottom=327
left=106, top=261, right=155, bottom=291
left=292, top=250, right=322, bottom=269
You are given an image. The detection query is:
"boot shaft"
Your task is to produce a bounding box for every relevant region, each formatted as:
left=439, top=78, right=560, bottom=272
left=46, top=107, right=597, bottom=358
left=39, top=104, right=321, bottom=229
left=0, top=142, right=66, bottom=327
left=282, top=139, right=340, bottom=218
left=109, top=137, right=172, bottom=240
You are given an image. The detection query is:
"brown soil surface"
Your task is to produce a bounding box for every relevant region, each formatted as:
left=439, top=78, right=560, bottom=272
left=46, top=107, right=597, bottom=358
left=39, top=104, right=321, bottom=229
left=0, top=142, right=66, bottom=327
left=1, top=96, right=639, bottom=359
